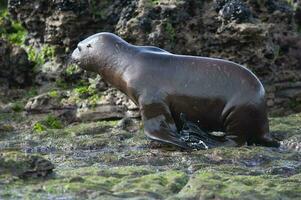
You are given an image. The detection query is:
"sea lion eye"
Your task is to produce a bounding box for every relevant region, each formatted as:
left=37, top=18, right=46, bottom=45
left=87, top=44, right=92, bottom=48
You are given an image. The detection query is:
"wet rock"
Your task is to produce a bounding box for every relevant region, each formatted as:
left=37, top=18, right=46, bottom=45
left=24, top=146, right=56, bottom=154
left=8, top=0, right=126, bottom=55
left=174, top=169, right=301, bottom=200
left=265, top=0, right=293, bottom=13
left=25, top=92, right=65, bottom=113
left=1, top=107, right=301, bottom=199
left=216, top=0, right=253, bottom=23
left=295, top=3, right=301, bottom=27
left=117, top=117, right=134, bottom=130
left=0, top=151, right=54, bottom=178
left=0, top=123, right=14, bottom=132
left=76, top=104, right=127, bottom=122
left=267, top=164, right=301, bottom=177
left=0, top=39, right=34, bottom=88
left=282, top=135, right=301, bottom=152
left=270, top=131, right=288, bottom=141
left=57, top=108, right=77, bottom=124
left=35, top=61, right=64, bottom=84
left=88, top=75, right=108, bottom=92
left=103, top=89, right=139, bottom=111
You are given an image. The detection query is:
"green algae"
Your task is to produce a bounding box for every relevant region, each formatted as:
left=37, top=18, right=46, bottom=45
left=150, top=0, right=160, bottom=5
left=27, top=44, right=56, bottom=66
left=174, top=169, right=301, bottom=200
left=0, top=112, right=25, bottom=123
left=11, top=101, right=24, bottom=112
left=113, top=170, right=188, bottom=197
left=63, top=120, right=119, bottom=136
left=164, top=21, right=176, bottom=42
left=0, top=8, right=27, bottom=45
left=48, top=90, right=59, bottom=98
left=90, top=0, right=110, bottom=20
left=270, top=113, right=301, bottom=137
left=65, top=64, right=81, bottom=76
left=33, top=115, right=63, bottom=133
left=1, top=96, right=301, bottom=199
left=0, top=151, right=53, bottom=178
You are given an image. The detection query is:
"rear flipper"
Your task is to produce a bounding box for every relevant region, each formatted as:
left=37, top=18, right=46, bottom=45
left=179, top=113, right=235, bottom=150
left=248, top=136, right=280, bottom=148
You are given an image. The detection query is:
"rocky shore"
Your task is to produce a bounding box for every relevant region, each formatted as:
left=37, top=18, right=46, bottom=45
left=0, top=0, right=301, bottom=199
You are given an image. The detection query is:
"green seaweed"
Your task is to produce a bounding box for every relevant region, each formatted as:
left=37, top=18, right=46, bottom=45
left=0, top=6, right=27, bottom=45
left=1, top=97, right=301, bottom=199
left=11, top=101, right=24, bottom=112
left=90, top=0, right=110, bottom=20
left=150, top=0, right=160, bottom=5
left=33, top=122, right=46, bottom=133
left=33, top=115, right=63, bottom=133
left=27, top=44, right=56, bottom=66
left=49, top=90, right=59, bottom=98
left=164, top=21, right=176, bottom=42
left=174, top=169, right=301, bottom=200
left=65, top=64, right=81, bottom=76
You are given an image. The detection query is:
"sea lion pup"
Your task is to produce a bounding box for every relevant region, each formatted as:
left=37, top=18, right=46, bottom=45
left=71, top=32, right=280, bottom=149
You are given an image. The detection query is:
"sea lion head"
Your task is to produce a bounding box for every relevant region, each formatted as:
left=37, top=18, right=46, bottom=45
left=71, top=32, right=119, bottom=72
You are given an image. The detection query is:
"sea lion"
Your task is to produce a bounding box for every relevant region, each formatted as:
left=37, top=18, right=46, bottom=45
left=71, top=32, right=280, bottom=149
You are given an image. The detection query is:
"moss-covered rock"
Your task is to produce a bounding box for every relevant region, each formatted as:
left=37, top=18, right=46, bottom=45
left=0, top=39, right=34, bottom=88
left=174, top=169, right=301, bottom=200
left=0, top=151, right=54, bottom=179
left=0, top=111, right=300, bottom=199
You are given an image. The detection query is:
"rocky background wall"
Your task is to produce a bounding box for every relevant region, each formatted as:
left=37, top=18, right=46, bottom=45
left=1, top=1, right=301, bottom=199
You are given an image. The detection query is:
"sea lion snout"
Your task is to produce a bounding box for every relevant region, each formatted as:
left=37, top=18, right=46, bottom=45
left=70, top=47, right=81, bottom=64
left=71, top=38, right=103, bottom=73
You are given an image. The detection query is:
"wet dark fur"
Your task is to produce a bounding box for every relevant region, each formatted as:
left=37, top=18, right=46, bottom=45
left=71, top=32, right=280, bottom=149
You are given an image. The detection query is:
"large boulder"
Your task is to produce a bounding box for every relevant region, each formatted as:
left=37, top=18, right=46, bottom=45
left=7, top=0, right=131, bottom=59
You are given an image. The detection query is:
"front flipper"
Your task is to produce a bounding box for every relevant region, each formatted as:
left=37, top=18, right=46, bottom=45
left=139, top=99, right=190, bottom=149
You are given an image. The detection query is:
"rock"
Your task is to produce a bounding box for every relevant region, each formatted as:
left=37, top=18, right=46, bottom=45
left=0, top=123, right=14, bottom=132
left=88, top=75, right=108, bottom=92
left=6, top=0, right=301, bottom=115
left=267, top=165, right=300, bottom=176
left=265, top=0, right=294, bottom=13
left=8, top=0, right=125, bottom=55
left=116, top=117, right=137, bottom=132
left=295, top=3, right=301, bottom=27
left=277, top=88, right=301, bottom=98
left=0, top=39, right=34, bottom=88
left=0, top=151, right=54, bottom=178
left=76, top=104, right=127, bottom=122
left=25, top=93, right=61, bottom=112
left=25, top=91, right=70, bottom=113
left=216, top=0, right=253, bottom=23
left=270, top=131, right=288, bottom=141
left=282, top=135, right=301, bottom=152
left=35, top=61, right=64, bottom=84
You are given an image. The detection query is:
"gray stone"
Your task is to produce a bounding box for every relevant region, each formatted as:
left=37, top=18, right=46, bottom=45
left=76, top=104, right=126, bottom=122
left=0, top=39, right=34, bottom=87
